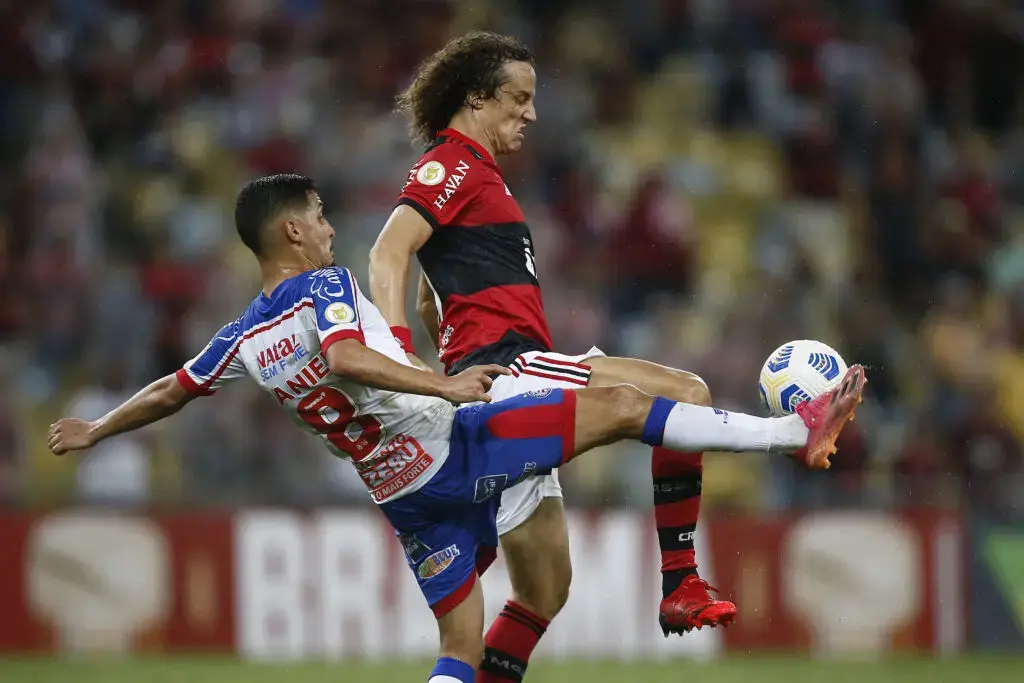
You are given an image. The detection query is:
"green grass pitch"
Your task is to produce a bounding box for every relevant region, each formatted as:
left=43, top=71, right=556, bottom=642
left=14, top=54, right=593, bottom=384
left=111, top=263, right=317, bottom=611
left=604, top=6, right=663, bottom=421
left=1, top=656, right=1023, bottom=683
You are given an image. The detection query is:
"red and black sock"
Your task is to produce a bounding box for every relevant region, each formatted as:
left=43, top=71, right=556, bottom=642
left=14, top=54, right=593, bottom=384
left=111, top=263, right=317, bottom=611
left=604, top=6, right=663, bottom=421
left=652, top=446, right=703, bottom=598
left=476, top=601, right=549, bottom=683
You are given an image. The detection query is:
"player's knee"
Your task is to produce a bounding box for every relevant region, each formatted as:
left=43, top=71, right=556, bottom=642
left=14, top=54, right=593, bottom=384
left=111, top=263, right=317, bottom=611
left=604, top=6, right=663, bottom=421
left=550, top=556, right=572, bottom=615
left=514, top=567, right=571, bottom=620
left=603, top=384, right=654, bottom=435
left=546, top=554, right=574, bottom=617
left=681, top=372, right=712, bottom=406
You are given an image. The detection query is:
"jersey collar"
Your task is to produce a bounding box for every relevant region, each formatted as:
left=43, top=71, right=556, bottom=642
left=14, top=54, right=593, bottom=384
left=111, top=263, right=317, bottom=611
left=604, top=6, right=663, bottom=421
left=437, top=128, right=495, bottom=164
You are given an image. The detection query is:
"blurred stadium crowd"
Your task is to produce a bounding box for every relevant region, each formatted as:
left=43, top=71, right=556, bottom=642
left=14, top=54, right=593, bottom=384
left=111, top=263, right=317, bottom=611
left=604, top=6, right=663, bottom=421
left=2, top=0, right=1023, bottom=516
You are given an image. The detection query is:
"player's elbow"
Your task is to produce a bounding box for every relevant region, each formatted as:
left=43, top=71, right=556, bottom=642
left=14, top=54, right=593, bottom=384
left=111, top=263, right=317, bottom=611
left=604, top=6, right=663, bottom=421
left=326, top=353, right=353, bottom=379
left=367, top=240, right=388, bottom=269
left=416, top=297, right=436, bottom=323
left=325, top=340, right=363, bottom=379
left=368, top=235, right=410, bottom=275
left=158, top=375, right=194, bottom=411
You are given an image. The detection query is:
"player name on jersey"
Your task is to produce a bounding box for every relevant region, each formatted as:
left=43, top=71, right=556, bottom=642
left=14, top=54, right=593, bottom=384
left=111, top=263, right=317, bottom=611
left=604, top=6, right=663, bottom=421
left=271, top=352, right=329, bottom=404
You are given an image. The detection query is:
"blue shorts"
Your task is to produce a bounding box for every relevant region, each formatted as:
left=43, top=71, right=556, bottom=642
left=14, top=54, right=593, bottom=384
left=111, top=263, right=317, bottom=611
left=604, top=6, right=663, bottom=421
left=379, top=388, right=577, bottom=617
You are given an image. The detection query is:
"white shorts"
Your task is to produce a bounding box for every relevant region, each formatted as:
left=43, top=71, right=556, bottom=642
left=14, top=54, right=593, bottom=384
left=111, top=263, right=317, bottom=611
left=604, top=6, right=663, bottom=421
left=489, top=346, right=606, bottom=536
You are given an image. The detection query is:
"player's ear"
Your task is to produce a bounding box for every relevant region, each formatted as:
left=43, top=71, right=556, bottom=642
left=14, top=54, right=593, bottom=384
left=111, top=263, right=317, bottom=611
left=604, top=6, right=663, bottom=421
left=282, top=216, right=303, bottom=246
left=466, top=91, right=486, bottom=110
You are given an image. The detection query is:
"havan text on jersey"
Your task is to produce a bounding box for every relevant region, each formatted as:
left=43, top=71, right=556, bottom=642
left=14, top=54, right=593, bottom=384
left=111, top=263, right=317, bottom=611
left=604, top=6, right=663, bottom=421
left=433, top=159, right=470, bottom=210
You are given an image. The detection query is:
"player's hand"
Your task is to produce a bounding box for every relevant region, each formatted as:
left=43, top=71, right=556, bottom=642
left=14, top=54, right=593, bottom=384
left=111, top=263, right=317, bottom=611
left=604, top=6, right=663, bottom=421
left=439, top=365, right=511, bottom=404
left=406, top=353, right=435, bottom=373
left=47, top=418, right=97, bottom=456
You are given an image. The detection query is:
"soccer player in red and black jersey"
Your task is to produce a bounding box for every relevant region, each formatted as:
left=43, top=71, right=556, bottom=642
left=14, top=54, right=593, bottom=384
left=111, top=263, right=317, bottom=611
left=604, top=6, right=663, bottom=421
left=371, top=32, right=747, bottom=678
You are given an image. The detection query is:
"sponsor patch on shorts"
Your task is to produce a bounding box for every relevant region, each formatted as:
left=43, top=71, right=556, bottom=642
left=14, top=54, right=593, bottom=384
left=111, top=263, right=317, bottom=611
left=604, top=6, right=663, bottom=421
left=526, top=388, right=552, bottom=398
left=417, top=544, right=461, bottom=579
left=473, top=474, right=508, bottom=503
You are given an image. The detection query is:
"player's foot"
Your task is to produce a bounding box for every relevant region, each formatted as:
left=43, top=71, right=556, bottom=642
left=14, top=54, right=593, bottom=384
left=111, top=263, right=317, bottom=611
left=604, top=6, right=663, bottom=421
left=658, top=574, right=738, bottom=637
left=791, top=364, right=866, bottom=470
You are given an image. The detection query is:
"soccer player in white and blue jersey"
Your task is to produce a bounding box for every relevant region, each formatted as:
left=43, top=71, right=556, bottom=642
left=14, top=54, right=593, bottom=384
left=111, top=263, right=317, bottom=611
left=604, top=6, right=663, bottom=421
left=48, top=174, right=866, bottom=683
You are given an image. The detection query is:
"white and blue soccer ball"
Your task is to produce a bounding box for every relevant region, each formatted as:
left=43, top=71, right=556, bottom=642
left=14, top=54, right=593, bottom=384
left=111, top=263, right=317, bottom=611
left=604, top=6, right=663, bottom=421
left=758, top=340, right=848, bottom=417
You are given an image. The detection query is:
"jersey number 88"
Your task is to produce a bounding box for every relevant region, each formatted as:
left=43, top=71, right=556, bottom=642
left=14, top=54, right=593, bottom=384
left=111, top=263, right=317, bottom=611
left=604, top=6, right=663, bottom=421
left=296, top=387, right=386, bottom=461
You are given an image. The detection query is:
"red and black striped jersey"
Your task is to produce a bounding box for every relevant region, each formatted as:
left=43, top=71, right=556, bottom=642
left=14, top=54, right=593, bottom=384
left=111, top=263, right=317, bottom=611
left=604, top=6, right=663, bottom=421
left=397, top=128, right=553, bottom=375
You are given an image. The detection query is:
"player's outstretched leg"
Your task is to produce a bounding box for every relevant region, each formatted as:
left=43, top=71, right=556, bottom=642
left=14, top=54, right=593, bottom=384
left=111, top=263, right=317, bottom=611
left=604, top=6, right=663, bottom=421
left=567, top=364, right=867, bottom=634
left=430, top=578, right=487, bottom=683
left=571, top=364, right=866, bottom=469
left=585, top=356, right=727, bottom=634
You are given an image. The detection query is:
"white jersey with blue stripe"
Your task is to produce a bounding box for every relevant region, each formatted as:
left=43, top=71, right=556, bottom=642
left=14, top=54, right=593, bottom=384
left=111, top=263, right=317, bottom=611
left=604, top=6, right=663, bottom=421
left=175, top=266, right=455, bottom=504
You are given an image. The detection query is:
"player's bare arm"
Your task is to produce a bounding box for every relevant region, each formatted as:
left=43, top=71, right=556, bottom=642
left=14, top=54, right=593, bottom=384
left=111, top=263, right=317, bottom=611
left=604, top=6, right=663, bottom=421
left=325, top=337, right=507, bottom=404
left=48, top=374, right=194, bottom=455
left=417, top=271, right=441, bottom=352
left=368, top=205, right=433, bottom=355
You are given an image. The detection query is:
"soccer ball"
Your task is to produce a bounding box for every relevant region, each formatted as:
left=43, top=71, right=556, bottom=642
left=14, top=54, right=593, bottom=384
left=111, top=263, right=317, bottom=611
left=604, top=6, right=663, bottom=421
left=758, top=340, right=848, bottom=417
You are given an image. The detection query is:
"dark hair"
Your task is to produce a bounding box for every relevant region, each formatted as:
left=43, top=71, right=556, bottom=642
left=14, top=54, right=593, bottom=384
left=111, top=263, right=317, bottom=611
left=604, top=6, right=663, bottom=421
left=395, top=31, right=534, bottom=146
left=234, top=174, right=316, bottom=257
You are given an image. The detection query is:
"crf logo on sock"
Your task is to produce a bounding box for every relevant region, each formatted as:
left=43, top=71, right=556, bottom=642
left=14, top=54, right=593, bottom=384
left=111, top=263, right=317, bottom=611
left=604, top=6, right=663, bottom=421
left=658, top=523, right=698, bottom=551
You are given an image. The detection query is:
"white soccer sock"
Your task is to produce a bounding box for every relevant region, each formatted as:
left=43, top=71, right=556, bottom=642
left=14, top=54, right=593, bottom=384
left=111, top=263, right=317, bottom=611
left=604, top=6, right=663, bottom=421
left=657, top=402, right=809, bottom=453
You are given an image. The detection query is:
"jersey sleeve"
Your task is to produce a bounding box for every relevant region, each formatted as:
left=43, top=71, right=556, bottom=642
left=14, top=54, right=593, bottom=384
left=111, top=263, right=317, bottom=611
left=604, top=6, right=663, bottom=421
left=396, top=145, right=481, bottom=229
left=307, top=267, right=366, bottom=351
left=176, top=319, right=248, bottom=396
